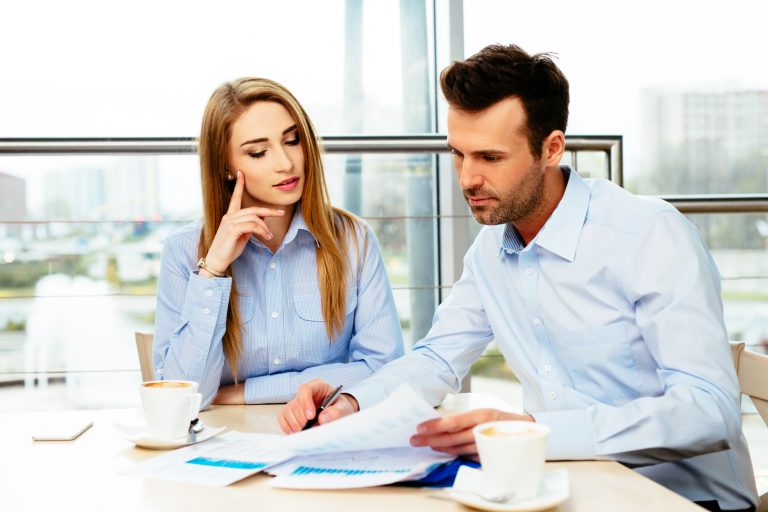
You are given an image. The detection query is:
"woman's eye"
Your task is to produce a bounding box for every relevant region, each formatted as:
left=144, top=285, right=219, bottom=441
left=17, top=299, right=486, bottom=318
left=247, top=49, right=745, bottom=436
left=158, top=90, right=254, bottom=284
left=285, top=134, right=301, bottom=146
left=249, top=151, right=266, bottom=159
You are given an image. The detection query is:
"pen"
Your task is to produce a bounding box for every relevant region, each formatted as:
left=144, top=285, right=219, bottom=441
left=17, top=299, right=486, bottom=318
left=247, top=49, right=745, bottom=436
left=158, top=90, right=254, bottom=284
left=302, top=384, right=343, bottom=431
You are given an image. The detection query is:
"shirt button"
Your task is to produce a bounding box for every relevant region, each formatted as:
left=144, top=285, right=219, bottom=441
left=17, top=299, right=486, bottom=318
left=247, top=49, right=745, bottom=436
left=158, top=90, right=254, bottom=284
left=273, top=357, right=281, bottom=365
left=202, top=307, right=210, bottom=315
left=549, top=392, right=558, bottom=401
left=544, top=364, right=552, bottom=372
left=526, top=267, right=533, bottom=276
left=269, top=262, right=277, bottom=269
left=205, top=290, right=213, bottom=297
left=271, top=311, right=279, bottom=319
left=533, top=318, right=541, bottom=326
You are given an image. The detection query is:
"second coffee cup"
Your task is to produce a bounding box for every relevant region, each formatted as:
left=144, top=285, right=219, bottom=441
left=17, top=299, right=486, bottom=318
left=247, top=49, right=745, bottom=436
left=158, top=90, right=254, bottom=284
left=473, top=420, right=550, bottom=501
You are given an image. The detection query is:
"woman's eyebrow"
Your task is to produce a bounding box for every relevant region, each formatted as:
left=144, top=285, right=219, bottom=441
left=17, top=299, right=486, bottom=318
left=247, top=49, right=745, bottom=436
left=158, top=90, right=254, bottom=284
left=239, top=124, right=298, bottom=147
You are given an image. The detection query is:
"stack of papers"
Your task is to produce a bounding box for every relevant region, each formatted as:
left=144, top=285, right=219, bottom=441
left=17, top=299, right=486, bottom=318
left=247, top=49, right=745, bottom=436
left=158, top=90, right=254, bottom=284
left=119, top=384, right=454, bottom=488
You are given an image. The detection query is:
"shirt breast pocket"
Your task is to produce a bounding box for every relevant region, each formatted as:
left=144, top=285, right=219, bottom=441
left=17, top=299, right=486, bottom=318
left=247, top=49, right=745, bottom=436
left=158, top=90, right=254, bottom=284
left=557, top=323, right=641, bottom=402
left=292, top=286, right=357, bottom=364
left=237, top=295, right=256, bottom=324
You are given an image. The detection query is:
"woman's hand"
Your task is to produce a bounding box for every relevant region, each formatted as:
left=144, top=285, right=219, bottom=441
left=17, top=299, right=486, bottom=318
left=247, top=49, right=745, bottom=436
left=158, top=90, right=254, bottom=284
left=202, top=170, right=285, bottom=276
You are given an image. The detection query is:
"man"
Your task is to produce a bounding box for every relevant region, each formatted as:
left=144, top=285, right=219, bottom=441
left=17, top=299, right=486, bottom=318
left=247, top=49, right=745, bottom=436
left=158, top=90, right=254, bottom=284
left=278, top=44, right=758, bottom=511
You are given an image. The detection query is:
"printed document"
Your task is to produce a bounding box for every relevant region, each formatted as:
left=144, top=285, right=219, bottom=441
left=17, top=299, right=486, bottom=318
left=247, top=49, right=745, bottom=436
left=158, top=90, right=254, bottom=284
left=122, top=384, right=453, bottom=488
left=267, top=447, right=453, bottom=489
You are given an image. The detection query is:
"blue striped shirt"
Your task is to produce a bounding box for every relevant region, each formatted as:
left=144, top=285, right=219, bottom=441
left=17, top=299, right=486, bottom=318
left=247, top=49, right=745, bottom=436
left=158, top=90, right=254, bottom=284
left=153, top=207, right=404, bottom=407
left=346, top=168, right=757, bottom=510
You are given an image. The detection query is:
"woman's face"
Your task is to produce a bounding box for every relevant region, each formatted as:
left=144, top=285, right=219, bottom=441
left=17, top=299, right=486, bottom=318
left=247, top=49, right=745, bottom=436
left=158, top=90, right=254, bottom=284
left=227, top=101, right=305, bottom=209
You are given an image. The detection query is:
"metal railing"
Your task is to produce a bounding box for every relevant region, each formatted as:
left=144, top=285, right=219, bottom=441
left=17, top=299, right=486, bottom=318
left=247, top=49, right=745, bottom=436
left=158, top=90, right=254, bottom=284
left=3, top=135, right=767, bottom=214
left=0, top=134, right=621, bottom=156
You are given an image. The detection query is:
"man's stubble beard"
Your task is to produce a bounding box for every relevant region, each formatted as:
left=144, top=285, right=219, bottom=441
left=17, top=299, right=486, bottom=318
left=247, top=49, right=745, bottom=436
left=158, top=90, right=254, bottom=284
left=465, top=160, right=546, bottom=225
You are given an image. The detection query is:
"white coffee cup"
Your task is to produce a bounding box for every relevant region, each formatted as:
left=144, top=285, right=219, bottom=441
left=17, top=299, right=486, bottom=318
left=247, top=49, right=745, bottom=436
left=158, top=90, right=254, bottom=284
left=473, top=420, right=550, bottom=501
left=139, top=380, right=202, bottom=440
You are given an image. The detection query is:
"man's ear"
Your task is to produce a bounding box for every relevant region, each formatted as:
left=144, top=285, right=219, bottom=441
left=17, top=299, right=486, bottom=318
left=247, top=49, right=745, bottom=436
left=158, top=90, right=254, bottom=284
left=542, top=130, right=565, bottom=166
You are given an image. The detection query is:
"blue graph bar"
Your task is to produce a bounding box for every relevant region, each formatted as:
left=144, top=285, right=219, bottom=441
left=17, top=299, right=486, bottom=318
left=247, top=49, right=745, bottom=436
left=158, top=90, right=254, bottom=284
left=186, top=457, right=268, bottom=470
left=290, top=465, right=411, bottom=476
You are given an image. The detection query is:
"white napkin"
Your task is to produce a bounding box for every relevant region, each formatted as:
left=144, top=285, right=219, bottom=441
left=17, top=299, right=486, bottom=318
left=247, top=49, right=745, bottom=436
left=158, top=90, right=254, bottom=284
left=452, top=466, right=512, bottom=500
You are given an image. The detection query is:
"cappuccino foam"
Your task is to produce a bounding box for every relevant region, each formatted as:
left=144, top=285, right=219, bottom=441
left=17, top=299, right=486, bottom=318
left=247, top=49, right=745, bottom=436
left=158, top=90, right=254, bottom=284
left=142, top=381, right=193, bottom=389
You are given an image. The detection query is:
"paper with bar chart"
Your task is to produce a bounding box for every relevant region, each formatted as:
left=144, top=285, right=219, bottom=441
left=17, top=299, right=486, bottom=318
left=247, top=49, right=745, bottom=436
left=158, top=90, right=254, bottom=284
left=120, top=384, right=454, bottom=488
left=267, top=447, right=454, bottom=489
left=119, top=432, right=295, bottom=486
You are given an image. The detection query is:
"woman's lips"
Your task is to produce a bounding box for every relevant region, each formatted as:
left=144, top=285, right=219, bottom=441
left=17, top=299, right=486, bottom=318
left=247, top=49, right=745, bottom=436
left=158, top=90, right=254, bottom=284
left=274, top=177, right=299, bottom=191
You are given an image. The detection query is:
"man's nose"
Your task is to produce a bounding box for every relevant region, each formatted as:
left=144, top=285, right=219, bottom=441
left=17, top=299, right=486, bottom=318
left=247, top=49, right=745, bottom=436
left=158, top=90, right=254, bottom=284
left=458, top=160, right=482, bottom=190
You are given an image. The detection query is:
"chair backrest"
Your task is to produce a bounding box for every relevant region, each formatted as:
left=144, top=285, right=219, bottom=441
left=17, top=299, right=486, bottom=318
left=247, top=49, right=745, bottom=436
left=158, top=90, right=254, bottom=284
left=729, top=341, right=768, bottom=512
left=135, top=332, right=155, bottom=382
left=730, top=341, right=768, bottom=427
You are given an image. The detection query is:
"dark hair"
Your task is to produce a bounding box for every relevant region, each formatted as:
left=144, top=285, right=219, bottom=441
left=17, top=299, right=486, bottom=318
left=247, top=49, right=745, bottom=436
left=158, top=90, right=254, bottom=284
left=440, top=44, right=569, bottom=158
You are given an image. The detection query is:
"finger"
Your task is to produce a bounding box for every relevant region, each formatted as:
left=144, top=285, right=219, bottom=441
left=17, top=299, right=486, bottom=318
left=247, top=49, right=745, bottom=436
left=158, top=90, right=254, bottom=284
left=283, top=403, right=306, bottom=433
left=227, top=170, right=244, bottom=214
left=295, top=384, right=321, bottom=422
left=417, top=409, right=500, bottom=435
left=431, top=442, right=478, bottom=457
left=411, top=427, right=475, bottom=449
left=292, top=380, right=331, bottom=426
left=278, top=396, right=303, bottom=433
left=318, top=396, right=354, bottom=424
left=238, top=206, right=286, bottom=218
left=277, top=411, right=291, bottom=434
left=220, top=216, right=272, bottom=240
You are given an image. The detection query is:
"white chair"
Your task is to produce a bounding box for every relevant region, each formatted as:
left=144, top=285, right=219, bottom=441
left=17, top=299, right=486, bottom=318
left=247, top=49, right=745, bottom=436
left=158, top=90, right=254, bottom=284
left=135, top=332, right=154, bottom=382
left=730, top=341, right=768, bottom=512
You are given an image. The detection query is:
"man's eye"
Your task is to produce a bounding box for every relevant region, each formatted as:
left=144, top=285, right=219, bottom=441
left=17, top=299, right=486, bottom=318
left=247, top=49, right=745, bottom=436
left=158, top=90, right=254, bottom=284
left=483, top=155, right=499, bottom=162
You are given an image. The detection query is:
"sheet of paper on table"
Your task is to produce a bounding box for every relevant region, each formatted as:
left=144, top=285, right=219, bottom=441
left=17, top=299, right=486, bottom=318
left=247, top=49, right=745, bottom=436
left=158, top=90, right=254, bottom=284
left=120, top=384, right=452, bottom=488
left=119, top=431, right=293, bottom=486
left=266, top=447, right=453, bottom=489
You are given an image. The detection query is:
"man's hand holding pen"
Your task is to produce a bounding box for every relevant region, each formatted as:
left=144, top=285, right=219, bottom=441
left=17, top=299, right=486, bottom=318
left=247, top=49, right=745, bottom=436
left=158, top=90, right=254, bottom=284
left=278, top=379, right=359, bottom=434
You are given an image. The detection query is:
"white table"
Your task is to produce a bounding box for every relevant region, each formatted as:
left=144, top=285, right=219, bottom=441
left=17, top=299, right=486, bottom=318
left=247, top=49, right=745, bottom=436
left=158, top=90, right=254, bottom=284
left=1, top=394, right=703, bottom=512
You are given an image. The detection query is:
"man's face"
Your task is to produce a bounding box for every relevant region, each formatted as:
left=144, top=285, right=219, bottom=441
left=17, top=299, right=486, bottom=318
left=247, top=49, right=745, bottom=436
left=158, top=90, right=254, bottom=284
left=447, top=97, right=546, bottom=225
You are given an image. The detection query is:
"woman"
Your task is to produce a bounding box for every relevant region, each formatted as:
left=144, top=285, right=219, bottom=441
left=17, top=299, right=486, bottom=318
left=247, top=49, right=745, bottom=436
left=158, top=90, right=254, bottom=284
left=153, top=78, right=404, bottom=408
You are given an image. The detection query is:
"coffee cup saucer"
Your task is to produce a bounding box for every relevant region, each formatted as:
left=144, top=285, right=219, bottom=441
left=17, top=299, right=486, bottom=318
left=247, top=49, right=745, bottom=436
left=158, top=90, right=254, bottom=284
left=113, top=422, right=226, bottom=450
left=447, top=468, right=569, bottom=512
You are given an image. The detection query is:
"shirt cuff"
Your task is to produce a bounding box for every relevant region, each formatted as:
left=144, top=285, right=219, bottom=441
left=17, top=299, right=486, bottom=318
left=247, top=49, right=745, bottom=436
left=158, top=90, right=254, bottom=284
left=245, top=372, right=292, bottom=404
left=181, top=272, right=232, bottom=331
left=532, top=408, right=596, bottom=460
left=343, top=381, right=390, bottom=410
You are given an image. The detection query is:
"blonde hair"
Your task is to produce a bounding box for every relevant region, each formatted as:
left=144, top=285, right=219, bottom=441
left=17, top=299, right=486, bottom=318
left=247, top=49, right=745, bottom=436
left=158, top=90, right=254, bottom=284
left=198, top=77, right=365, bottom=380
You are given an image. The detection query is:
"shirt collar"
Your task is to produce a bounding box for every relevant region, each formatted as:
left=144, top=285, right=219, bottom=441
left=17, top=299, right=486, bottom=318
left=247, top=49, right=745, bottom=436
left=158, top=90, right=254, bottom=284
left=500, top=166, right=590, bottom=262
left=285, top=203, right=320, bottom=247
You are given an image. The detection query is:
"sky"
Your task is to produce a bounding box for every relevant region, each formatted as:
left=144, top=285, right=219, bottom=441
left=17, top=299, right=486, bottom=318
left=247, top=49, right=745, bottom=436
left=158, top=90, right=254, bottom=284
left=1, top=0, right=767, bottom=215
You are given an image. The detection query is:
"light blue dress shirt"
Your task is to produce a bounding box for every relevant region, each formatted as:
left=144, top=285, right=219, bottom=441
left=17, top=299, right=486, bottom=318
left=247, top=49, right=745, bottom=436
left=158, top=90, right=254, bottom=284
left=346, top=168, right=757, bottom=509
left=153, top=207, right=404, bottom=408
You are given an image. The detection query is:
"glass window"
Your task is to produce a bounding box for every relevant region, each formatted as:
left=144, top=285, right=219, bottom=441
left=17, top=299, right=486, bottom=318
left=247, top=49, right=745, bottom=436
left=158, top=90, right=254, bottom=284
left=0, top=0, right=435, bottom=137
left=462, top=0, right=768, bottom=195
